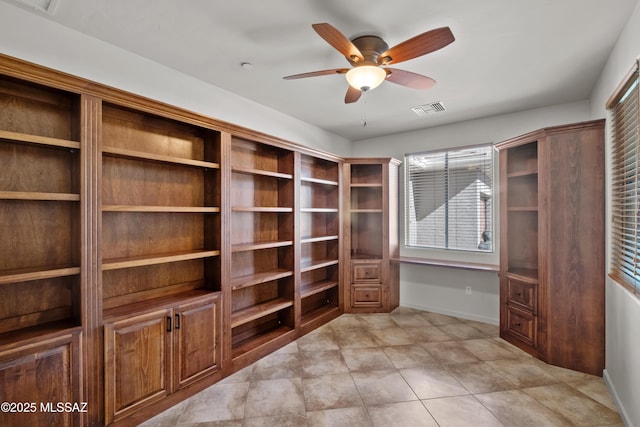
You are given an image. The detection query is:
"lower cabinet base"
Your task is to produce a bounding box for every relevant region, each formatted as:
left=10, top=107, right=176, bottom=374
left=109, top=370, right=226, bottom=427
left=0, top=329, right=83, bottom=427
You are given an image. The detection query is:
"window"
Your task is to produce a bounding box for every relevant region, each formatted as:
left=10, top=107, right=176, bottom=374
left=609, top=59, right=640, bottom=297
left=404, top=144, right=494, bottom=252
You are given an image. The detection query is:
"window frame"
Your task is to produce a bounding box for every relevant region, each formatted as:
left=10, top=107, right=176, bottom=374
left=403, top=143, right=496, bottom=253
left=608, top=59, right=640, bottom=297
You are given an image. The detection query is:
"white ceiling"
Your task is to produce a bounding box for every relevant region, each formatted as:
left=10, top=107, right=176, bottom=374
left=6, top=0, right=638, bottom=141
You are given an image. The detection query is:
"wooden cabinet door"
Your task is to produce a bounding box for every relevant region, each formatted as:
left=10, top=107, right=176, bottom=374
left=104, top=309, right=172, bottom=425
left=173, top=296, right=220, bottom=390
left=0, top=331, right=82, bottom=427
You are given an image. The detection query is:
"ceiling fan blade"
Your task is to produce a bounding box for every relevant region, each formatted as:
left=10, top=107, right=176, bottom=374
left=312, top=23, right=365, bottom=62
left=385, top=68, right=436, bottom=90
left=345, top=86, right=362, bottom=103
left=283, top=68, right=349, bottom=80
left=378, top=27, right=454, bottom=65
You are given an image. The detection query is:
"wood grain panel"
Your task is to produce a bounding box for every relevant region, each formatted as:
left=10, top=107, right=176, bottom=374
left=174, top=296, right=219, bottom=390
left=300, top=212, right=339, bottom=239
left=300, top=154, right=339, bottom=182
left=546, top=126, right=605, bottom=376
left=0, top=201, right=77, bottom=271
left=0, top=143, right=78, bottom=194
left=104, top=309, right=171, bottom=424
left=102, top=105, right=207, bottom=162
left=102, top=156, right=205, bottom=207
left=0, top=331, right=81, bottom=427
left=102, top=259, right=206, bottom=302
left=0, top=76, right=76, bottom=140
left=300, top=181, right=339, bottom=209
left=101, top=212, right=205, bottom=260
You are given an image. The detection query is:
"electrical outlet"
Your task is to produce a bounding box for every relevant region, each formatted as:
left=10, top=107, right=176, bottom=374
left=465, top=286, right=472, bottom=295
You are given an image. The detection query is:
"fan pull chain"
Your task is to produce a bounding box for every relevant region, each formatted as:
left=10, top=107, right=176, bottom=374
left=360, top=89, right=368, bottom=127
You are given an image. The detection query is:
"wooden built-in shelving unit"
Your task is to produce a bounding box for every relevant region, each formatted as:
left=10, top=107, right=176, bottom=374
left=497, top=121, right=605, bottom=376
left=298, top=154, right=342, bottom=332
left=344, top=159, right=400, bottom=313
left=229, top=137, right=296, bottom=363
left=0, top=54, right=388, bottom=426
left=0, top=73, right=84, bottom=427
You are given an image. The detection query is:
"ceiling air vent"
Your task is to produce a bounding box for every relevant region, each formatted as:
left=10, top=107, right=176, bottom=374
left=8, top=0, right=59, bottom=14
left=411, top=101, right=446, bottom=117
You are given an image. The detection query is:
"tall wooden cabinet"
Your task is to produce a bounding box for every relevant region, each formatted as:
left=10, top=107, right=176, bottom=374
left=344, top=159, right=400, bottom=313
left=497, top=120, right=605, bottom=376
left=100, top=104, right=223, bottom=423
left=0, top=74, right=84, bottom=426
left=299, top=154, right=343, bottom=333
left=228, top=137, right=296, bottom=366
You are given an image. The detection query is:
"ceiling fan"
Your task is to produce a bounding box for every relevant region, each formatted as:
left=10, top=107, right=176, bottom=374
left=283, top=23, right=455, bottom=104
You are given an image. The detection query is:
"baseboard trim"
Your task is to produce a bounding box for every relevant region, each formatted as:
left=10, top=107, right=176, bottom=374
left=400, top=302, right=499, bottom=325
left=603, top=368, right=634, bottom=427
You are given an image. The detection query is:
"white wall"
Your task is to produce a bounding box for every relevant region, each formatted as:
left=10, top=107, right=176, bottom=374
left=590, top=1, right=640, bottom=425
left=0, top=2, right=352, bottom=157
left=352, top=100, right=592, bottom=324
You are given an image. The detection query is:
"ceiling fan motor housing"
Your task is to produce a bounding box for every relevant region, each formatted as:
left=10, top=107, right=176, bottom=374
left=348, top=35, right=390, bottom=65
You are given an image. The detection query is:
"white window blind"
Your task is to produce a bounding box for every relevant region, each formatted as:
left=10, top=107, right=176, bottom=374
left=609, top=60, right=640, bottom=297
left=405, top=145, right=494, bottom=252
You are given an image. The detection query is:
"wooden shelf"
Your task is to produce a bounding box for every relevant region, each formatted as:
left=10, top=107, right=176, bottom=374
left=0, top=320, right=81, bottom=349
left=300, top=176, right=338, bottom=186
left=301, top=259, right=339, bottom=273
left=232, top=166, right=293, bottom=180
left=230, top=269, right=293, bottom=290
left=301, top=305, right=340, bottom=327
left=301, top=235, right=339, bottom=244
left=507, top=170, right=538, bottom=178
left=351, top=209, right=383, bottom=213
left=102, top=249, right=220, bottom=271
left=0, top=265, right=80, bottom=285
left=232, top=240, right=293, bottom=252
left=102, top=146, right=219, bottom=169
left=230, top=298, right=293, bottom=329
left=301, top=280, right=339, bottom=298
left=0, top=191, right=80, bottom=201
left=103, top=289, right=216, bottom=322
left=102, top=205, right=219, bottom=213
left=507, top=206, right=538, bottom=212
left=231, top=206, right=292, bottom=213
left=505, top=268, right=539, bottom=283
left=0, top=129, right=80, bottom=150
left=350, top=183, right=382, bottom=188
left=231, top=325, right=293, bottom=359
left=300, top=208, right=339, bottom=213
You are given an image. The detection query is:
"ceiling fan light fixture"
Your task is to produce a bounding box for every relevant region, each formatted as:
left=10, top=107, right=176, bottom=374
left=346, top=65, right=386, bottom=91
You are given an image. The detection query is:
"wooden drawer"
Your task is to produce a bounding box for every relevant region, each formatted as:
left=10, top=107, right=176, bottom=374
left=351, top=285, right=382, bottom=307
left=352, top=261, right=382, bottom=282
left=505, top=306, right=537, bottom=347
left=506, top=278, right=537, bottom=314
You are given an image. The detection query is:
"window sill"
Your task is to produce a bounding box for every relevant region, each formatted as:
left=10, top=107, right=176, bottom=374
left=391, top=256, right=499, bottom=272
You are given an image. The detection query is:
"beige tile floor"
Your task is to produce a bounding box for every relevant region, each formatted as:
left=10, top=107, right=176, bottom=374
left=140, top=307, right=622, bottom=427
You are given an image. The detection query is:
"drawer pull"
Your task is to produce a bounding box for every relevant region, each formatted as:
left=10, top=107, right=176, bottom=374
left=513, top=322, right=521, bottom=327
left=166, top=316, right=172, bottom=332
